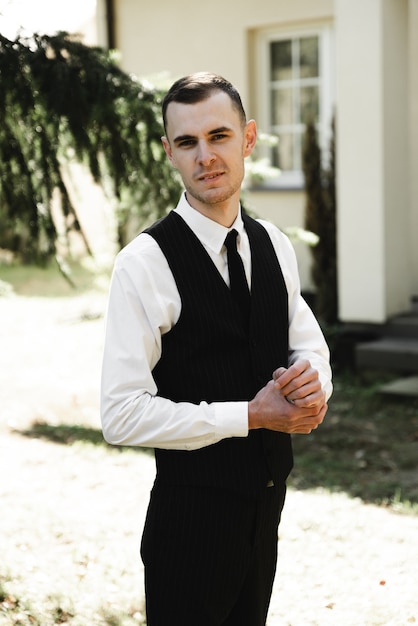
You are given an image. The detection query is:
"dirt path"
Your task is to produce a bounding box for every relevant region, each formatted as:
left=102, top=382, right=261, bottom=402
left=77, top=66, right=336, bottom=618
left=1, top=294, right=417, bottom=625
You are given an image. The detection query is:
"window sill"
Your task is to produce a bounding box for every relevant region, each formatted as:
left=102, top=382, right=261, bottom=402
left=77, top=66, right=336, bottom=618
left=246, top=172, right=305, bottom=193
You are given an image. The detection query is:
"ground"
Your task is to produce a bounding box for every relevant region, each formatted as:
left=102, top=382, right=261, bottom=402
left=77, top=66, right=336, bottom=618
left=0, top=290, right=417, bottom=626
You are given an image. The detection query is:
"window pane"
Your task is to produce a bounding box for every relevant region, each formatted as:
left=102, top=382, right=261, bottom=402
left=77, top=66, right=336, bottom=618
left=261, top=28, right=328, bottom=180
left=293, top=131, right=303, bottom=171
left=271, top=87, right=293, bottom=126
left=270, top=40, right=292, bottom=81
left=300, top=85, right=319, bottom=124
left=272, top=132, right=294, bottom=171
left=299, top=36, right=319, bottom=78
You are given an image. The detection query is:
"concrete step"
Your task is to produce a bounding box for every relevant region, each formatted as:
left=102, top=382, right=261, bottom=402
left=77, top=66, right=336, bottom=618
left=379, top=376, right=418, bottom=397
left=345, top=313, right=418, bottom=341
left=356, top=337, right=418, bottom=373
left=384, top=313, right=418, bottom=339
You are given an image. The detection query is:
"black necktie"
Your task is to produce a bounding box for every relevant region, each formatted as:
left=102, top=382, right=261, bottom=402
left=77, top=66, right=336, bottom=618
left=224, top=229, right=250, bottom=320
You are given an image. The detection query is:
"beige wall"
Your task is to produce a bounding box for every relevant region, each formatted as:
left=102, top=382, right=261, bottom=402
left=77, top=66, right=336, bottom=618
left=336, top=0, right=412, bottom=322
left=113, top=0, right=333, bottom=98
left=246, top=189, right=313, bottom=290
left=382, top=0, right=410, bottom=315
left=409, top=0, right=418, bottom=292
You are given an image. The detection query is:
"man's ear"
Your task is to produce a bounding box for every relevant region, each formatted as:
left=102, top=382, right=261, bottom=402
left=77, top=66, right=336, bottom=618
left=161, top=136, right=175, bottom=165
left=243, top=120, right=257, bottom=157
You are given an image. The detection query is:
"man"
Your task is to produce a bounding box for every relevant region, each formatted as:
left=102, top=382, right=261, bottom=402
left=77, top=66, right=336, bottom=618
left=101, top=72, right=332, bottom=626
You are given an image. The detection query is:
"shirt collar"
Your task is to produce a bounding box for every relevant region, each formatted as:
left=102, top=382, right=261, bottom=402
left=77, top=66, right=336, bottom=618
left=174, top=192, right=245, bottom=254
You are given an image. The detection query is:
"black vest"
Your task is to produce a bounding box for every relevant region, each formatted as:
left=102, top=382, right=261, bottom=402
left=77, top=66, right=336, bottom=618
left=145, top=210, right=293, bottom=496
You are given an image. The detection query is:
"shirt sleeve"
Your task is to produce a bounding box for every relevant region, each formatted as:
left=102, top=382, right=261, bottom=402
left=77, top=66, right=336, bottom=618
left=100, top=234, right=249, bottom=450
left=257, top=220, right=333, bottom=401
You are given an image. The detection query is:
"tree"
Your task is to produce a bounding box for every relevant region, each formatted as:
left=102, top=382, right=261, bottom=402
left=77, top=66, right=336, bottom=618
left=302, top=117, right=338, bottom=325
left=0, top=31, right=182, bottom=265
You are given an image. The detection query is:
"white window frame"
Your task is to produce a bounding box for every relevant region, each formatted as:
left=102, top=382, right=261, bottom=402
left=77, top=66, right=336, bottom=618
left=254, top=23, right=335, bottom=190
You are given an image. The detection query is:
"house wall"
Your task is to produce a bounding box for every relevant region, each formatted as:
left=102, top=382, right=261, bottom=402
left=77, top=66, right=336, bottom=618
left=245, top=189, right=313, bottom=290
left=335, top=0, right=384, bottom=322
left=111, top=0, right=333, bottom=89
left=410, top=0, right=418, bottom=293
left=382, top=0, right=410, bottom=316
left=335, top=0, right=411, bottom=322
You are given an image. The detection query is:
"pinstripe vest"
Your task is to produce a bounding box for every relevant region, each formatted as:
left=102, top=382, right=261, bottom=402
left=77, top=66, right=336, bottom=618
left=145, top=210, right=293, bottom=496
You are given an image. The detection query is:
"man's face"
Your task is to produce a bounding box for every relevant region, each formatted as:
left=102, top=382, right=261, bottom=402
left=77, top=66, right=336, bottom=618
left=162, top=90, right=257, bottom=223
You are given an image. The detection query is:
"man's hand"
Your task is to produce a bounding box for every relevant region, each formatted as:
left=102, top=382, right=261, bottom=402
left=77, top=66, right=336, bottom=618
left=248, top=360, right=328, bottom=434
left=273, top=360, right=325, bottom=409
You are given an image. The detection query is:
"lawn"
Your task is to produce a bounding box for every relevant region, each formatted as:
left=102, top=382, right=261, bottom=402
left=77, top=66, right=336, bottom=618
left=0, top=264, right=417, bottom=625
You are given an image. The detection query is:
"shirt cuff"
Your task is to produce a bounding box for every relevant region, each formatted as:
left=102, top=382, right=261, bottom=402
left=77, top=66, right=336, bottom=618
left=213, top=401, right=249, bottom=439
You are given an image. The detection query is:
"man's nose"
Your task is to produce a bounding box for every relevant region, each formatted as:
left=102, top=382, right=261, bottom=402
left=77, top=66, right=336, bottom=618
left=197, top=141, right=216, bottom=165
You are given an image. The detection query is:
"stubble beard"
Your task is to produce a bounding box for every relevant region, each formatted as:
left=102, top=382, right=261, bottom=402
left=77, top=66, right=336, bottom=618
left=186, top=169, right=244, bottom=209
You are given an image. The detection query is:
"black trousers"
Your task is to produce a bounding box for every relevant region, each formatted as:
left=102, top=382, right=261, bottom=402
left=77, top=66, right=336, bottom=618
left=140, top=482, right=286, bottom=626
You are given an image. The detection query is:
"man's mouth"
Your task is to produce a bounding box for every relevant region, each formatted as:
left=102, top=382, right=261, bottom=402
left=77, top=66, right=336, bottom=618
left=198, top=171, right=224, bottom=182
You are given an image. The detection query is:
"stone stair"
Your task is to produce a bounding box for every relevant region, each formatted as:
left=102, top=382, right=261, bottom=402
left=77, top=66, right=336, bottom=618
left=351, top=303, right=418, bottom=397
left=355, top=310, right=418, bottom=373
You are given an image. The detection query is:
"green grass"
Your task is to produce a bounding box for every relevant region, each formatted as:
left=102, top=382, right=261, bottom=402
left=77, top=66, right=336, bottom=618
left=289, top=369, right=418, bottom=511
left=0, top=259, right=110, bottom=298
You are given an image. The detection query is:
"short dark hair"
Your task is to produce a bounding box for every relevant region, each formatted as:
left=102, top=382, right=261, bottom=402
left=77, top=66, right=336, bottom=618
left=162, top=72, right=247, bottom=133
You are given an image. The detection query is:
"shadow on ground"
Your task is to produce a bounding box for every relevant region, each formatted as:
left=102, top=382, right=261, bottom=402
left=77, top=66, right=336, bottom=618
left=290, top=371, right=418, bottom=507
left=13, top=370, right=418, bottom=508
left=15, top=421, right=153, bottom=456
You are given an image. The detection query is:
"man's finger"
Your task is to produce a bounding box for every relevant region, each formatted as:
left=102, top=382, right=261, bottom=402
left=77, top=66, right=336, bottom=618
left=273, top=360, right=310, bottom=389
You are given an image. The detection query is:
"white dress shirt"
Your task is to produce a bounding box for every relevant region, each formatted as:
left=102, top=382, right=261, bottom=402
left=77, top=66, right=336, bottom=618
left=100, top=193, right=332, bottom=450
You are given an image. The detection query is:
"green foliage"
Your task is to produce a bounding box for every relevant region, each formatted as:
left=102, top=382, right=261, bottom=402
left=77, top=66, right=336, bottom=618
left=0, top=31, right=182, bottom=263
left=303, top=117, right=338, bottom=324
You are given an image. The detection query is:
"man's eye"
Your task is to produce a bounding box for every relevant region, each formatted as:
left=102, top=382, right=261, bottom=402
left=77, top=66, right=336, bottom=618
left=212, top=134, right=227, bottom=141
left=178, top=140, right=196, bottom=148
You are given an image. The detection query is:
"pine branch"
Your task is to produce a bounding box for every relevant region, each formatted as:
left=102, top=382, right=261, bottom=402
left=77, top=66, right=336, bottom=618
left=0, top=31, right=181, bottom=264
